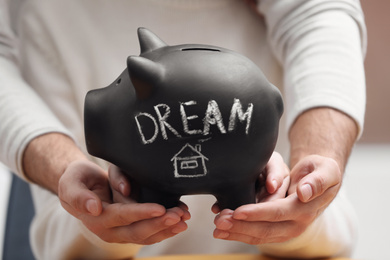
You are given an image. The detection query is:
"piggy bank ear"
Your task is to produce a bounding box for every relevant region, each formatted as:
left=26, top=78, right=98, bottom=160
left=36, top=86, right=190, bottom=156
left=127, top=56, right=165, bottom=99
left=138, top=27, right=167, bottom=54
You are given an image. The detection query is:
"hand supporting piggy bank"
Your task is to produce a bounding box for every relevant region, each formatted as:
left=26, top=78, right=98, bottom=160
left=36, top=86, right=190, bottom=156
left=84, top=28, right=283, bottom=209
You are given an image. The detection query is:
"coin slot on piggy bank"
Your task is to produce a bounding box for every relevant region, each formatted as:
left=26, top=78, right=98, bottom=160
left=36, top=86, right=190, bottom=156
left=181, top=47, right=221, bottom=52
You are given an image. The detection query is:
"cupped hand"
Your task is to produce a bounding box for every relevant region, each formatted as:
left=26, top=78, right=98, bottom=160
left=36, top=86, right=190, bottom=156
left=213, top=154, right=342, bottom=245
left=212, top=152, right=289, bottom=214
left=58, top=160, right=190, bottom=245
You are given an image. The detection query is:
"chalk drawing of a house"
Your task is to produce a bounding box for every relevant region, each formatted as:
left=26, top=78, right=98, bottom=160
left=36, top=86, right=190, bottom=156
left=171, top=143, right=209, bottom=178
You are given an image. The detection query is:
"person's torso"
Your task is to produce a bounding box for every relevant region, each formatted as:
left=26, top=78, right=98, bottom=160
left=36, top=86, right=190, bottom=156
left=12, top=0, right=286, bottom=256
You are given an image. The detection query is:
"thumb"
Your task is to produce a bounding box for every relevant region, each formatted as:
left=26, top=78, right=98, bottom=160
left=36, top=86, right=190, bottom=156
left=290, top=155, right=342, bottom=203
left=58, top=160, right=108, bottom=217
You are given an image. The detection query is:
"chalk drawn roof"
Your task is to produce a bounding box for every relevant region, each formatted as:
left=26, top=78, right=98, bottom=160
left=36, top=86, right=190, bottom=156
left=171, top=143, right=209, bottom=161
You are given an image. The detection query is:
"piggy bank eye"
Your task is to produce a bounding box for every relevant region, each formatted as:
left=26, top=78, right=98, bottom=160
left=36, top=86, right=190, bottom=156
left=116, top=78, right=122, bottom=85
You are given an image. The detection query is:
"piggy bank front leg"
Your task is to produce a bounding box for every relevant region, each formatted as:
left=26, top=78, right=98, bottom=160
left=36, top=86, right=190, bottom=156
left=215, top=184, right=256, bottom=210
left=136, top=186, right=182, bottom=209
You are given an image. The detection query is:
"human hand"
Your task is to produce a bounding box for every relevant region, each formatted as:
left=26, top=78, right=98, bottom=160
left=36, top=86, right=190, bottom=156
left=107, top=164, right=190, bottom=243
left=212, top=151, right=289, bottom=214
left=58, top=160, right=190, bottom=245
left=213, top=154, right=341, bottom=245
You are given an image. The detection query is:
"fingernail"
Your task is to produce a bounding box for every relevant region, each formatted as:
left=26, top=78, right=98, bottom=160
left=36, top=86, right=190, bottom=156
left=217, top=219, right=233, bottom=230
left=171, top=227, right=182, bottom=234
left=171, top=224, right=187, bottom=234
left=215, top=230, right=230, bottom=239
left=119, top=182, right=126, bottom=195
left=301, top=184, right=313, bottom=202
left=233, top=212, right=247, bottom=220
left=182, top=210, right=191, bottom=221
left=165, top=218, right=179, bottom=226
left=86, top=199, right=98, bottom=216
left=271, top=180, right=278, bottom=191
left=151, top=210, right=165, bottom=217
left=222, top=209, right=234, bottom=215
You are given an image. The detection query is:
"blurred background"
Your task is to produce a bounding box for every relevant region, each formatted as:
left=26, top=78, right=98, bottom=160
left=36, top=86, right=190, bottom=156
left=343, top=0, right=390, bottom=259
left=359, top=0, right=390, bottom=143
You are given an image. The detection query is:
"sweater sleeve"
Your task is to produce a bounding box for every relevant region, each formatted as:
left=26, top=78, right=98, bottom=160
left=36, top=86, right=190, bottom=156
left=255, top=0, right=365, bottom=257
left=0, top=1, right=73, bottom=180
left=258, top=0, right=367, bottom=138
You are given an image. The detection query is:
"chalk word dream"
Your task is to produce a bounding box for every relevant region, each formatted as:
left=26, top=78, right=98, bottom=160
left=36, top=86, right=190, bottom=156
left=135, top=98, right=253, bottom=145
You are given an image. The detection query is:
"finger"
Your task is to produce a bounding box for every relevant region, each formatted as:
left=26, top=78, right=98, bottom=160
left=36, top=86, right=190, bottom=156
left=108, top=165, right=135, bottom=204
left=109, top=218, right=188, bottom=245
left=213, top=229, right=289, bottom=245
left=215, top=213, right=294, bottom=239
left=124, top=208, right=187, bottom=241
left=288, top=157, right=315, bottom=196
left=291, top=156, right=341, bottom=202
left=233, top=192, right=333, bottom=224
left=95, top=202, right=167, bottom=228
left=177, top=202, right=191, bottom=221
left=141, top=221, right=189, bottom=245
left=260, top=175, right=290, bottom=203
left=58, top=161, right=109, bottom=216
left=111, top=188, right=135, bottom=204
left=98, top=207, right=188, bottom=244
left=211, top=202, right=221, bottom=214
left=263, top=152, right=289, bottom=194
left=214, top=211, right=293, bottom=244
left=108, top=164, right=131, bottom=197
left=232, top=195, right=300, bottom=222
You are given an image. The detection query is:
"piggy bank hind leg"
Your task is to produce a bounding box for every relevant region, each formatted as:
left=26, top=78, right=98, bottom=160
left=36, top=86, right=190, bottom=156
left=136, top=186, right=182, bottom=209
left=215, top=184, right=256, bottom=210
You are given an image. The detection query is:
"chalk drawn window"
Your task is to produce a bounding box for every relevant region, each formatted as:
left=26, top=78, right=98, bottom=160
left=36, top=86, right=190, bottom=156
left=180, top=160, right=198, bottom=169
left=172, top=143, right=209, bottom=178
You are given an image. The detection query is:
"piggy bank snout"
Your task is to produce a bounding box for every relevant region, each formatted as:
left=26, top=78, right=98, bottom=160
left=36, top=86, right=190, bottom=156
left=84, top=88, right=116, bottom=159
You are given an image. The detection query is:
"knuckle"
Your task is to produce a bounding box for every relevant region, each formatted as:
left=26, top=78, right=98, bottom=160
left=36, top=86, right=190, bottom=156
left=126, top=229, right=150, bottom=244
left=127, top=233, right=144, bottom=244
left=300, top=211, right=317, bottom=225
left=326, top=157, right=342, bottom=181
left=333, top=163, right=342, bottom=181
left=261, top=224, right=276, bottom=238
left=313, top=175, right=327, bottom=195
left=272, top=207, right=287, bottom=221
left=283, top=163, right=289, bottom=177
left=116, top=214, right=131, bottom=227
left=107, top=170, right=114, bottom=183
left=68, top=194, right=85, bottom=212
left=101, top=221, right=113, bottom=230
left=248, top=236, right=263, bottom=245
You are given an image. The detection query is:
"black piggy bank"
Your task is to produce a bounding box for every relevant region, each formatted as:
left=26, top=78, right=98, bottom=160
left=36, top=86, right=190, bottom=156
left=84, top=28, right=283, bottom=209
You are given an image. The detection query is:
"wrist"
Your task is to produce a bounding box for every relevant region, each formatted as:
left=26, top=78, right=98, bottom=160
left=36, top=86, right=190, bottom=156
left=288, top=108, right=358, bottom=174
left=22, top=132, right=87, bottom=194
